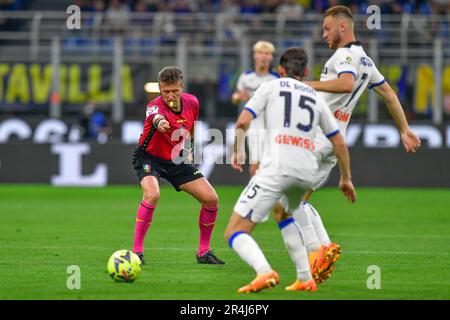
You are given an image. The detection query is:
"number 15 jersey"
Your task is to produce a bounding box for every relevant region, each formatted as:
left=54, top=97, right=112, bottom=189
left=244, top=77, right=339, bottom=181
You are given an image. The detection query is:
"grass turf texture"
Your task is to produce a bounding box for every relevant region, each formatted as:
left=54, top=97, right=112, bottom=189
left=0, top=185, right=449, bottom=300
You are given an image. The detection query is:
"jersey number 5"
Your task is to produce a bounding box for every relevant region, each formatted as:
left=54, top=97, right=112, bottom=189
left=280, top=91, right=315, bottom=132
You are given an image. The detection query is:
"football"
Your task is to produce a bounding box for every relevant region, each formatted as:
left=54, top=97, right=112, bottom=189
left=107, top=250, right=142, bottom=283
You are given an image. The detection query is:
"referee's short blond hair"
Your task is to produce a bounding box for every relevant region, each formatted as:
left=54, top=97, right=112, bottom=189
left=253, top=41, right=275, bottom=54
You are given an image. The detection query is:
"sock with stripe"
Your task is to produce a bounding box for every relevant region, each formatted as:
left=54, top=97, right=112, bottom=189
left=278, top=218, right=313, bottom=282
left=198, top=206, right=218, bottom=256
left=132, top=201, right=155, bottom=253
left=305, top=202, right=331, bottom=246
left=293, top=202, right=321, bottom=253
left=228, top=231, right=272, bottom=275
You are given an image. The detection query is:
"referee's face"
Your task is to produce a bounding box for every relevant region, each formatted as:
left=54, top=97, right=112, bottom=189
left=159, top=80, right=183, bottom=110
left=322, top=16, right=341, bottom=50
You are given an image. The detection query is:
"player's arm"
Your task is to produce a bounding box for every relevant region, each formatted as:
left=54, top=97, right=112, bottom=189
left=319, top=93, right=355, bottom=203
left=328, top=132, right=356, bottom=204
left=232, top=109, right=254, bottom=172
left=305, top=73, right=355, bottom=93
left=235, top=108, right=253, bottom=131
left=232, top=73, right=250, bottom=105
left=232, top=89, right=250, bottom=105
left=373, top=82, right=421, bottom=153
left=232, top=83, right=268, bottom=172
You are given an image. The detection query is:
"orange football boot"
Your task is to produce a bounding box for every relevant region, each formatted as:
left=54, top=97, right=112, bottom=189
left=315, top=243, right=341, bottom=284
left=237, top=271, right=280, bottom=293
left=309, top=245, right=333, bottom=282
left=327, top=243, right=341, bottom=264
left=285, top=279, right=318, bottom=291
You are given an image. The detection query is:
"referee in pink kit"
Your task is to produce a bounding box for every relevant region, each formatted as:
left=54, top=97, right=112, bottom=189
left=131, top=66, right=224, bottom=265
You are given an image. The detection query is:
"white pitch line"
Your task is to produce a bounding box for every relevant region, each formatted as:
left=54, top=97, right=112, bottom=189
left=0, top=244, right=446, bottom=256
left=247, top=231, right=450, bottom=239
left=146, top=230, right=450, bottom=239
left=139, top=248, right=445, bottom=256
left=333, top=233, right=450, bottom=239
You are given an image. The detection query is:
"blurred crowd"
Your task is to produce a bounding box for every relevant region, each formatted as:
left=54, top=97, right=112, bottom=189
left=0, top=0, right=23, bottom=10
left=71, top=0, right=450, bottom=15
left=0, top=0, right=448, bottom=15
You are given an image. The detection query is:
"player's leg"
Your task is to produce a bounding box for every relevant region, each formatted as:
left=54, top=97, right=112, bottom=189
left=225, top=178, right=280, bottom=293
left=303, top=189, right=331, bottom=247
left=272, top=191, right=321, bottom=252
left=301, top=189, right=341, bottom=283
left=273, top=191, right=327, bottom=290
left=180, top=176, right=218, bottom=207
left=293, top=201, right=322, bottom=253
left=179, top=177, right=224, bottom=264
left=295, top=155, right=341, bottom=283
left=279, top=185, right=317, bottom=291
left=132, top=176, right=160, bottom=263
left=303, top=149, right=337, bottom=249
left=131, top=148, right=162, bottom=264
left=273, top=190, right=330, bottom=286
left=225, top=213, right=279, bottom=293
left=272, top=200, right=289, bottom=222
left=292, top=200, right=334, bottom=284
left=296, top=137, right=336, bottom=249
left=279, top=145, right=334, bottom=252
left=224, top=213, right=266, bottom=275
left=273, top=197, right=321, bottom=262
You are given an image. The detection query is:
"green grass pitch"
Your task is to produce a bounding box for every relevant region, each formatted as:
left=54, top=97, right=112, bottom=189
left=0, top=184, right=449, bottom=300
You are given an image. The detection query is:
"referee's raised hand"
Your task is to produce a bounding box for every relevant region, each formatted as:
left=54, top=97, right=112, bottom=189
left=157, top=119, right=170, bottom=133
left=153, top=116, right=171, bottom=133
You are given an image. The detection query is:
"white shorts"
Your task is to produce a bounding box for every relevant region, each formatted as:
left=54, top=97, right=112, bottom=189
left=276, top=136, right=337, bottom=213
left=247, top=116, right=266, bottom=165
left=310, top=134, right=337, bottom=191
left=233, top=173, right=312, bottom=223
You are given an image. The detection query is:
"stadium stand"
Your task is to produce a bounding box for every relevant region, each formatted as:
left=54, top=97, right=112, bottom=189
left=0, top=0, right=448, bottom=122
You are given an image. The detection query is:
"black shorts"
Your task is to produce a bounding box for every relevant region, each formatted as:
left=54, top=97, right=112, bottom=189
left=132, top=147, right=204, bottom=192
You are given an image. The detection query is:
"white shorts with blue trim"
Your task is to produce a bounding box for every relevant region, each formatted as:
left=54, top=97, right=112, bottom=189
left=233, top=173, right=312, bottom=224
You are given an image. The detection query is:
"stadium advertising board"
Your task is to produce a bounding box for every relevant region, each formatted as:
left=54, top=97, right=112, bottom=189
left=0, top=63, right=150, bottom=112
left=0, top=63, right=449, bottom=115
left=0, top=118, right=449, bottom=187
